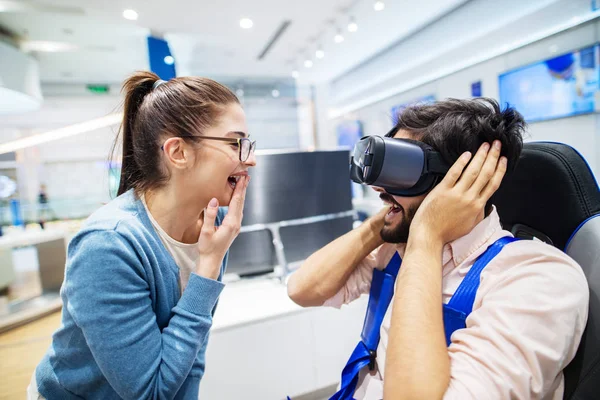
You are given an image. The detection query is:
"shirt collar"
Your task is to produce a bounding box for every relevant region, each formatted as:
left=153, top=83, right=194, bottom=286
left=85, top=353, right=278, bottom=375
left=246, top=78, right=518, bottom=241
left=393, top=206, right=504, bottom=270
left=443, top=205, right=503, bottom=270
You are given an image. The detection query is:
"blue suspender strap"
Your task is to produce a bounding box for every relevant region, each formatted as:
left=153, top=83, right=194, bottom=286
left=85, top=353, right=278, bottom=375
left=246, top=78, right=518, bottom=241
left=329, top=252, right=402, bottom=400
left=383, top=252, right=402, bottom=277
left=330, top=236, right=517, bottom=400
left=446, top=236, right=517, bottom=314
left=443, top=236, right=518, bottom=345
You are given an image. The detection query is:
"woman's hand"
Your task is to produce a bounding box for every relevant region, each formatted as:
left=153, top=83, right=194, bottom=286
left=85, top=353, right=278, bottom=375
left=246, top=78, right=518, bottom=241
left=409, top=140, right=507, bottom=246
left=195, top=176, right=249, bottom=280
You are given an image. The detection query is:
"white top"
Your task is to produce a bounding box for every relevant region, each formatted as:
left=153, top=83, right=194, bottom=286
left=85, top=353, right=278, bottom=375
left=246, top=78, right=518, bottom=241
left=324, top=207, right=589, bottom=400
left=141, top=196, right=199, bottom=294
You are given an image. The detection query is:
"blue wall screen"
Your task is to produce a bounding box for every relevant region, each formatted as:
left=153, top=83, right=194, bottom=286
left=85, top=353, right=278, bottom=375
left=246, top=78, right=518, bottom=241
left=499, top=44, right=599, bottom=122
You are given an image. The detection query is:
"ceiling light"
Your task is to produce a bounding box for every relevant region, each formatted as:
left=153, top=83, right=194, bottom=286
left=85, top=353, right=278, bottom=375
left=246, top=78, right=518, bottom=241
left=240, top=18, right=253, bottom=29
left=334, top=32, right=344, bottom=43
left=348, top=17, right=358, bottom=32
left=304, top=59, right=313, bottom=68
left=291, top=70, right=299, bottom=79
left=316, top=48, right=325, bottom=59
left=21, top=40, right=78, bottom=53
left=374, top=1, right=385, bottom=11
left=123, top=9, right=138, bottom=21
left=163, top=55, right=175, bottom=65
left=0, top=113, right=123, bottom=154
left=271, top=89, right=280, bottom=98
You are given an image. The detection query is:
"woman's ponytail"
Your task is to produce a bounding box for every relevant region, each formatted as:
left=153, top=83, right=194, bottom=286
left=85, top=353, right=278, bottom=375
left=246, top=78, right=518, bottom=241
left=114, top=71, right=160, bottom=196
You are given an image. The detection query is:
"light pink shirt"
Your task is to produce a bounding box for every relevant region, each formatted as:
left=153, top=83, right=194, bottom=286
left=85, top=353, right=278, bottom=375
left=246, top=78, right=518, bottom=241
left=325, top=207, right=589, bottom=400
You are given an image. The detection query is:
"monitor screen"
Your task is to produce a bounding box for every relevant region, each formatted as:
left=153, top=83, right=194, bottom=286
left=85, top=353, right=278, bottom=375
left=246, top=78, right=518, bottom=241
left=240, top=150, right=353, bottom=225
left=498, top=44, right=600, bottom=122
left=226, top=150, right=355, bottom=276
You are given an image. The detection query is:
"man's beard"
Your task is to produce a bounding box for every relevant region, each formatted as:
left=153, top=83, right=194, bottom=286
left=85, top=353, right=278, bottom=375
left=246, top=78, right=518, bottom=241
left=379, top=198, right=420, bottom=244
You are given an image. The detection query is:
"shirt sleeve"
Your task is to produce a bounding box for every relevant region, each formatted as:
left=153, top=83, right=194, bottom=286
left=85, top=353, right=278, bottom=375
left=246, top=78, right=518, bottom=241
left=443, top=244, right=589, bottom=400
left=323, top=244, right=397, bottom=308
left=65, top=229, right=224, bottom=400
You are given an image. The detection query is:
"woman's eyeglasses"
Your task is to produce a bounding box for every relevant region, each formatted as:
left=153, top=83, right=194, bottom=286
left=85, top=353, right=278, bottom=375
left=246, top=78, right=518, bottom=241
left=162, top=133, right=257, bottom=162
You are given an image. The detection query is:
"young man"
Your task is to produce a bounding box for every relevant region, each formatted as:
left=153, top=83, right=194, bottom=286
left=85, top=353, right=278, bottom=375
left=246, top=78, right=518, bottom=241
left=287, top=98, right=588, bottom=400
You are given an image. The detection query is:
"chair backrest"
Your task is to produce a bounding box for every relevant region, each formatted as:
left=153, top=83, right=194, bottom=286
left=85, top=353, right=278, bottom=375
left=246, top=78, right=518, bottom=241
left=490, top=142, right=600, bottom=399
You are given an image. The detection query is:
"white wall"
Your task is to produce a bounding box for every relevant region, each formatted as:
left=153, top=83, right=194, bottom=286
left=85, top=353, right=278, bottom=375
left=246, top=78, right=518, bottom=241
left=243, top=97, right=300, bottom=150
left=319, top=0, right=600, bottom=183
left=328, top=0, right=592, bottom=110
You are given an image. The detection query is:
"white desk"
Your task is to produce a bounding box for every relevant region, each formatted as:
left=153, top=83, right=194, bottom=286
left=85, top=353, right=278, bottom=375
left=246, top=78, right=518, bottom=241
left=200, top=278, right=368, bottom=400
left=0, top=229, right=67, bottom=249
left=0, top=229, right=67, bottom=332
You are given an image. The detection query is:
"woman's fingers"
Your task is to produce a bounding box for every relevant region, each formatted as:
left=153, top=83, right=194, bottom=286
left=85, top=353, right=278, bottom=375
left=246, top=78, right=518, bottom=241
left=224, top=176, right=248, bottom=223
left=200, top=198, right=219, bottom=239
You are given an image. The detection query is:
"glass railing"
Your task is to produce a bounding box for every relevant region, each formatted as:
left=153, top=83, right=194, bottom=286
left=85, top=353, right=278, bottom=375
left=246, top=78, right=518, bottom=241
left=0, top=196, right=109, bottom=228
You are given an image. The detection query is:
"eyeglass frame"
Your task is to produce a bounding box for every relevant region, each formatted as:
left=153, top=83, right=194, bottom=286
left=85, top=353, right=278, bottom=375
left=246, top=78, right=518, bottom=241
left=161, top=132, right=257, bottom=162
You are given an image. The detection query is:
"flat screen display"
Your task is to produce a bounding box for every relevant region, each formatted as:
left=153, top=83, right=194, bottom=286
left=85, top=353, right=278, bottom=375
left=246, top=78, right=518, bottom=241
left=499, top=44, right=600, bottom=122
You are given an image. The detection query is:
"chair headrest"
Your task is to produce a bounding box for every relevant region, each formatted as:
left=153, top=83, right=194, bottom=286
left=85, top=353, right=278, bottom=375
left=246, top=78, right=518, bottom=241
left=491, top=141, right=600, bottom=400
left=490, top=142, right=600, bottom=250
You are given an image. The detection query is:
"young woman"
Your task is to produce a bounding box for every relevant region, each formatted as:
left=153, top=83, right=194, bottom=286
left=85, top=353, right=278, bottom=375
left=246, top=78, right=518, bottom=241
left=30, top=71, right=256, bottom=399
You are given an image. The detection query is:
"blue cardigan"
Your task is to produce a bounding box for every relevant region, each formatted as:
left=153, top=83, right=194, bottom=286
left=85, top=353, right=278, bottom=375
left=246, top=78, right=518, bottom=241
left=36, top=190, right=229, bottom=399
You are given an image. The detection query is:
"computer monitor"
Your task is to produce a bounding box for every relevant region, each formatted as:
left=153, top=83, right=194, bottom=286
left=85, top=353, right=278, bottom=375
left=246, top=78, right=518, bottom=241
left=241, top=150, right=353, bottom=225
left=226, top=149, right=354, bottom=277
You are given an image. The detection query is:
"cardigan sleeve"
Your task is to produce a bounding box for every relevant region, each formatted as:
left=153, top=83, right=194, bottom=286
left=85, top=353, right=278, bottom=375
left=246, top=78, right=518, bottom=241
left=65, top=229, right=224, bottom=400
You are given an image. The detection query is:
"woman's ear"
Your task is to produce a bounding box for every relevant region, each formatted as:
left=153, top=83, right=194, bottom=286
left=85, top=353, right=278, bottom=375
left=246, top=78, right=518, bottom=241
left=162, top=137, right=193, bottom=170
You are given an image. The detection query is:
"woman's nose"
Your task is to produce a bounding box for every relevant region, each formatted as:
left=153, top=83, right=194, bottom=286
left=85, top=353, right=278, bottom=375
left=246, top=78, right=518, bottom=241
left=244, top=151, right=257, bottom=167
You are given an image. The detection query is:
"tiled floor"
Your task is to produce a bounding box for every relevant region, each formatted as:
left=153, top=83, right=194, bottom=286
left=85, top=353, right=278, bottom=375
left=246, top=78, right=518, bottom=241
left=0, top=245, right=61, bottom=399
left=0, top=310, right=61, bottom=400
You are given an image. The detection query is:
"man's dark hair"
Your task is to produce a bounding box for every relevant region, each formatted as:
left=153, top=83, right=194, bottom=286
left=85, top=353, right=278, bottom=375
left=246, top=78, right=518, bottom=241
left=387, top=98, right=526, bottom=173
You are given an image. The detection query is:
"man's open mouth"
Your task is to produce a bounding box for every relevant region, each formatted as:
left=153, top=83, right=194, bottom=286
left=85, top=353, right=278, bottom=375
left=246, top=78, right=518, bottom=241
left=380, top=193, right=403, bottom=216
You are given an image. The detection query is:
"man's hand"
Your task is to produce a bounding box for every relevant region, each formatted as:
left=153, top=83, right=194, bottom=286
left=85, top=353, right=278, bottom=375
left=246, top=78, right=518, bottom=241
left=366, top=205, right=390, bottom=239
left=409, top=140, right=507, bottom=246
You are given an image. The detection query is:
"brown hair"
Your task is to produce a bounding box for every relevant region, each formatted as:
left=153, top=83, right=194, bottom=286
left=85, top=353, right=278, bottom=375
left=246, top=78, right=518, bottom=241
left=112, top=71, right=239, bottom=196
left=388, top=98, right=525, bottom=173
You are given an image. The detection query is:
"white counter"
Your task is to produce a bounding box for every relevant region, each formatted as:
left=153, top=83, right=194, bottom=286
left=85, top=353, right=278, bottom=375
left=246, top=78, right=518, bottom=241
left=0, top=229, right=67, bottom=249
left=200, top=277, right=369, bottom=400
left=211, top=278, right=303, bottom=332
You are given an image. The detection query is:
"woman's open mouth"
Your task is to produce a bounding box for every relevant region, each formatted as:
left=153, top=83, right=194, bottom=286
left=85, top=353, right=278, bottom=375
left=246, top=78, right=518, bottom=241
left=227, top=175, right=241, bottom=189
left=227, top=172, right=248, bottom=189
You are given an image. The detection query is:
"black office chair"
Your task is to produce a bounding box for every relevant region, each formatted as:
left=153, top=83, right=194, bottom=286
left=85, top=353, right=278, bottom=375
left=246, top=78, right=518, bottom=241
left=490, top=142, right=600, bottom=400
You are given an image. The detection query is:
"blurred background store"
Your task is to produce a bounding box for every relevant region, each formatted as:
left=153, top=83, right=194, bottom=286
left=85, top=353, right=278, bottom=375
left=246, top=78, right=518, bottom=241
left=1, top=0, right=599, bottom=399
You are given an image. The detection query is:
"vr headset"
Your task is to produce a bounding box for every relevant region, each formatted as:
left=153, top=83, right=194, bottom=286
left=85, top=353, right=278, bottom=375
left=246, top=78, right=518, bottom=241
left=350, top=135, right=451, bottom=197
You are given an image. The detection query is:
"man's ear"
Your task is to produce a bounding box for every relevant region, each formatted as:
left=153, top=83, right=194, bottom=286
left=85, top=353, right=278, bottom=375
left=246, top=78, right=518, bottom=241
left=162, top=137, right=193, bottom=170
